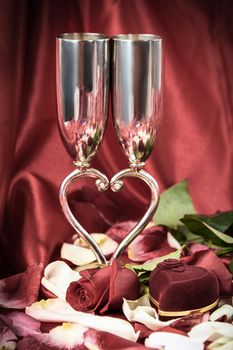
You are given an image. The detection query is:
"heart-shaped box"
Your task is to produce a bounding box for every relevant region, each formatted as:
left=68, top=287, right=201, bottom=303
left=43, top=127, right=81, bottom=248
left=149, top=259, right=219, bottom=319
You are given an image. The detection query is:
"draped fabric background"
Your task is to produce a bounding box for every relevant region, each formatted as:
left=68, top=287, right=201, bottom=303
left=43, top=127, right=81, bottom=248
left=0, top=0, right=232, bottom=277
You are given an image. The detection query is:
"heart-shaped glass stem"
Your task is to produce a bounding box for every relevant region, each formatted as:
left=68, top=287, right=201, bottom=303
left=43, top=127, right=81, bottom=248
left=59, top=168, right=109, bottom=264
left=56, top=33, right=110, bottom=167
left=59, top=167, right=159, bottom=265
left=109, top=168, right=159, bottom=263
left=112, top=34, right=163, bottom=169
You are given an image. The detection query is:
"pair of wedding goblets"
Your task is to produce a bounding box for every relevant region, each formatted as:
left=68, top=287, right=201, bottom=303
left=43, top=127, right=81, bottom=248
left=56, top=33, right=163, bottom=265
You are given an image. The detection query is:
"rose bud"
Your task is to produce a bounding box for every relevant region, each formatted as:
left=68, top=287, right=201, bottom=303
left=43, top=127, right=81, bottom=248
left=66, top=260, right=140, bottom=314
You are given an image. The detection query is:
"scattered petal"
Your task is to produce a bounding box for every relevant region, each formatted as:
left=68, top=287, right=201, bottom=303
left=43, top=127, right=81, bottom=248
left=127, top=226, right=174, bottom=262
left=48, top=322, right=87, bottom=348
left=167, top=232, right=181, bottom=250
left=84, top=328, right=150, bottom=350
left=122, top=295, right=174, bottom=330
left=74, top=234, right=118, bottom=257
left=26, top=298, right=139, bottom=342
left=210, top=304, right=233, bottom=322
left=171, top=312, right=210, bottom=333
left=0, top=263, right=43, bottom=309
left=188, top=243, right=209, bottom=253
left=188, top=321, right=233, bottom=343
left=106, top=221, right=137, bottom=243
left=61, top=242, right=96, bottom=266
left=18, top=336, right=56, bottom=350
left=145, top=331, right=204, bottom=350
left=0, top=315, right=17, bottom=349
left=6, top=311, right=41, bottom=336
left=41, top=261, right=80, bottom=301
left=183, top=249, right=232, bottom=295
left=0, top=326, right=17, bottom=349
left=208, top=337, right=233, bottom=350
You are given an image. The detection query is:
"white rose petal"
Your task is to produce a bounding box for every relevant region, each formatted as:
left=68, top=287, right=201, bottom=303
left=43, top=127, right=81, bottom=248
left=41, top=261, right=80, bottom=301
left=167, top=232, right=181, bottom=249
left=122, top=294, right=175, bottom=330
left=208, top=337, right=233, bottom=350
left=61, top=243, right=96, bottom=266
left=48, top=323, right=87, bottom=348
left=26, top=298, right=139, bottom=342
left=188, top=321, right=233, bottom=343
left=145, top=332, right=204, bottom=350
left=74, top=233, right=118, bottom=256
left=210, top=304, right=233, bottom=322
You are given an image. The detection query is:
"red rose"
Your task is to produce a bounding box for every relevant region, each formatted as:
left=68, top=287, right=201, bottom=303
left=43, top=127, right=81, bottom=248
left=66, top=260, right=140, bottom=314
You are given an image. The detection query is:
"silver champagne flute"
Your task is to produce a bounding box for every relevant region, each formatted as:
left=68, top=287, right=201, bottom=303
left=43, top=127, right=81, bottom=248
left=56, top=33, right=110, bottom=264
left=110, top=34, right=163, bottom=262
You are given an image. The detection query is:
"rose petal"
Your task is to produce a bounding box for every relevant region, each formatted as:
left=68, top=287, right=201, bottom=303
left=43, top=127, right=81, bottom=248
left=167, top=232, right=181, bottom=250
left=106, top=221, right=137, bottom=243
left=100, top=260, right=140, bottom=313
left=84, top=328, right=150, bottom=350
left=210, top=304, right=233, bottom=322
left=74, top=233, right=118, bottom=257
left=171, top=312, right=210, bottom=333
left=208, top=337, right=233, bottom=350
left=0, top=263, right=43, bottom=309
left=49, top=322, right=87, bottom=347
left=41, top=261, right=80, bottom=301
left=5, top=311, right=41, bottom=337
left=26, top=298, right=139, bottom=342
left=18, top=336, right=56, bottom=350
left=183, top=249, right=232, bottom=295
left=127, top=226, right=174, bottom=262
left=122, top=295, right=175, bottom=330
left=188, top=243, right=209, bottom=253
left=61, top=243, right=96, bottom=266
left=188, top=321, right=233, bottom=343
left=145, top=332, right=204, bottom=350
left=19, top=323, right=87, bottom=350
left=0, top=326, right=17, bottom=350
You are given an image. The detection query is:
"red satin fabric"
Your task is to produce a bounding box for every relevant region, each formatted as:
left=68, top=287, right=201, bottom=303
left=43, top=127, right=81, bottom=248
left=0, top=0, right=233, bottom=276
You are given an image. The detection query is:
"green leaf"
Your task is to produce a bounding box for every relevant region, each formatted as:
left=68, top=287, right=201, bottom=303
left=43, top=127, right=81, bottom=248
left=193, top=212, right=233, bottom=233
left=154, top=179, right=196, bottom=229
left=215, top=247, right=233, bottom=256
left=181, top=215, right=233, bottom=246
left=229, top=258, right=233, bottom=274
left=125, top=246, right=184, bottom=272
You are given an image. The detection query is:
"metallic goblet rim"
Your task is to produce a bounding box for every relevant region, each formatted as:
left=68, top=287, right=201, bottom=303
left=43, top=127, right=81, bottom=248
left=56, top=33, right=109, bottom=41
left=112, top=34, right=161, bottom=42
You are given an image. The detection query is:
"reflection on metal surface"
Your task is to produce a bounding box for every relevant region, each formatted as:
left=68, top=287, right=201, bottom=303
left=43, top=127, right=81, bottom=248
left=59, top=167, right=109, bottom=264
left=56, top=33, right=163, bottom=265
left=56, top=33, right=110, bottom=166
left=112, top=34, right=163, bottom=168
left=109, top=168, right=159, bottom=263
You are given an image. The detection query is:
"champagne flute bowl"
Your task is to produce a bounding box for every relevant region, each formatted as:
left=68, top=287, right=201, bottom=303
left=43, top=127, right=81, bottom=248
left=110, top=34, right=163, bottom=261
left=56, top=33, right=110, bottom=264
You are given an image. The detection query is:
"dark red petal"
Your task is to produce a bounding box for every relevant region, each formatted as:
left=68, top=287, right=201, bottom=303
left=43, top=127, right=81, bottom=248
left=0, top=263, right=43, bottom=309
left=106, top=221, right=137, bottom=243
left=171, top=312, right=209, bottom=333
left=182, top=249, right=233, bottom=296
left=66, top=280, right=94, bottom=311
left=128, top=226, right=173, bottom=262
left=18, top=334, right=87, bottom=350
left=100, top=260, right=140, bottom=313
left=18, top=336, right=57, bottom=350
left=6, top=311, right=41, bottom=336
left=84, top=329, right=152, bottom=350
